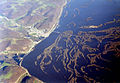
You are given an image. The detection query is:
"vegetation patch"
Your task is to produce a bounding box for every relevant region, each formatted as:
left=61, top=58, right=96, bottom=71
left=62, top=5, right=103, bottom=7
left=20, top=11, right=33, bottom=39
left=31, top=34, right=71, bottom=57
left=0, top=71, right=12, bottom=81
left=0, top=62, right=12, bottom=70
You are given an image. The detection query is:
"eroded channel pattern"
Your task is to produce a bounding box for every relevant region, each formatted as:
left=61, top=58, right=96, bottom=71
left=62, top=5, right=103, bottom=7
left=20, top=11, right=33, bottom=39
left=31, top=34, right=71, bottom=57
left=36, top=25, right=120, bottom=82
left=22, top=0, right=120, bottom=82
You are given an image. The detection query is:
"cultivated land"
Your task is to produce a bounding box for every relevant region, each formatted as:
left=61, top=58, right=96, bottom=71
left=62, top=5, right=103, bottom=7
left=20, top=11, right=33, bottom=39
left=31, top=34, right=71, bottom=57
left=0, top=0, right=66, bottom=82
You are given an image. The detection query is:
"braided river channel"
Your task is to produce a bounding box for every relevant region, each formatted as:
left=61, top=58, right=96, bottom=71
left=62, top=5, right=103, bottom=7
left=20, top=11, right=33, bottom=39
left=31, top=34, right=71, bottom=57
left=22, top=0, right=120, bottom=82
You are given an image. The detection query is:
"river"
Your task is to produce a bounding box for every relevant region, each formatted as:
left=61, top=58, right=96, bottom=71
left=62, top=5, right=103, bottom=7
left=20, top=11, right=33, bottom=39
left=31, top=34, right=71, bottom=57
left=22, top=0, right=120, bottom=82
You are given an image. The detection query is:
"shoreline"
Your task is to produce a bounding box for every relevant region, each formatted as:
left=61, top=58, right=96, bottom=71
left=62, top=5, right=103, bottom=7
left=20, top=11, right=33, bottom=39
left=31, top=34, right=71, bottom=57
left=15, top=66, right=31, bottom=83
left=18, top=0, right=68, bottom=82
left=20, top=0, right=67, bottom=66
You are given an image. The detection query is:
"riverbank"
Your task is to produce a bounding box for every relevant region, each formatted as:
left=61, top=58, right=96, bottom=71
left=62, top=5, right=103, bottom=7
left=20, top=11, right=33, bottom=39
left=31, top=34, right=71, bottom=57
left=15, top=66, right=31, bottom=83
left=20, top=0, right=120, bottom=82
left=19, top=0, right=68, bottom=82
left=0, top=65, right=31, bottom=83
left=20, top=0, right=67, bottom=63
left=0, top=0, right=68, bottom=83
